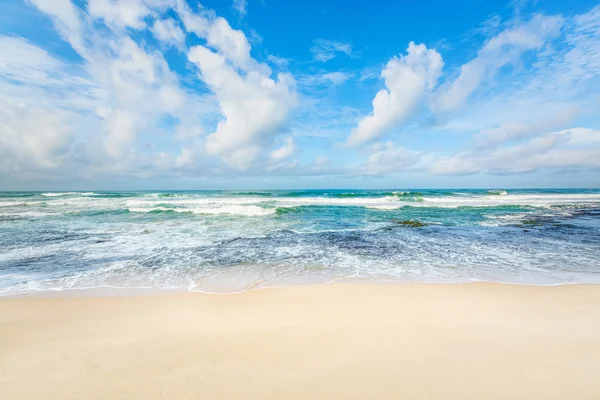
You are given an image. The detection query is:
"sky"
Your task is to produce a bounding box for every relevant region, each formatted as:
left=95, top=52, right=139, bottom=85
left=1, top=0, right=600, bottom=190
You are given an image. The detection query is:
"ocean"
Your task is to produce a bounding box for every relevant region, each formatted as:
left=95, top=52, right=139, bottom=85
left=1, top=189, right=600, bottom=295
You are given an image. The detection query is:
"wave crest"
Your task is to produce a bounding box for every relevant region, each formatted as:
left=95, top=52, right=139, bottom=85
left=128, top=205, right=276, bottom=216
left=41, top=192, right=96, bottom=197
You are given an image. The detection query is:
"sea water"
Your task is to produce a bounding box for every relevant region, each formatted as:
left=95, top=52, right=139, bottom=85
left=1, top=189, right=599, bottom=295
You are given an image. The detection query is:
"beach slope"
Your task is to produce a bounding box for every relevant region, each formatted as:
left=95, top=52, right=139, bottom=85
left=1, top=283, right=600, bottom=399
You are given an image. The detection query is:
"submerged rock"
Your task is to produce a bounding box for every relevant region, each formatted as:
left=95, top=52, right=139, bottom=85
left=392, top=219, right=428, bottom=227
left=516, top=219, right=544, bottom=229
left=520, top=220, right=542, bottom=226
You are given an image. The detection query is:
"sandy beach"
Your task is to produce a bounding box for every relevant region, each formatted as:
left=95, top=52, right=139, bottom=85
left=1, top=283, right=600, bottom=399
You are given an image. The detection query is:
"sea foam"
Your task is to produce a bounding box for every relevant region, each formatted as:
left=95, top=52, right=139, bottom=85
left=2, top=189, right=600, bottom=295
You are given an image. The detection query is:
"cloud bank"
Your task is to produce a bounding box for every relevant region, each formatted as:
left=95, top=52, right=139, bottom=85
left=1, top=2, right=600, bottom=188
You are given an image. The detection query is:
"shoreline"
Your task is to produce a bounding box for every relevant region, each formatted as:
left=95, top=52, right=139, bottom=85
left=4, top=278, right=600, bottom=299
left=2, top=282, right=600, bottom=399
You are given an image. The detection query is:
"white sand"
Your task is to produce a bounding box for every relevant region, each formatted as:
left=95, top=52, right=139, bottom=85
left=1, top=283, right=600, bottom=399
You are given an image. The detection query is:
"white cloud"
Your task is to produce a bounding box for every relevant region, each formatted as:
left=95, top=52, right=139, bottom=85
left=0, top=97, right=73, bottom=169
left=175, top=2, right=253, bottom=69
left=232, top=0, right=247, bottom=17
left=247, top=29, right=263, bottom=45
left=300, top=71, right=354, bottom=87
left=9, top=0, right=298, bottom=180
left=474, top=106, right=580, bottom=148
left=427, top=6, right=600, bottom=180
left=90, top=35, right=191, bottom=157
left=173, top=0, right=212, bottom=36
left=271, top=137, right=295, bottom=161
left=87, top=0, right=172, bottom=30
left=103, top=109, right=138, bottom=158
left=0, top=36, right=96, bottom=171
left=0, top=36, right=91, bottom=91
left=434, top=14, right=563, bottom=113
left=267, top=54, right=289, bottom=68
left=358, top=66, right=381, bottom=82
left=151, top=18, right=186, bottom=48
left=188, top=43, right=297, bottom=168
left=26, top=0, right=85, bottom=54
left=320, top=71, right=353, bottom=85
left=4, top=1, right=600, bottom=186
left=522, top=6, right=600, bottom=97
left=560, top=127, right=600, bottom=145
left=360, top=141, right=420, bottom=175
left=430, top=128, right=600, bottom=175
left=180, top=11, right=266, bottom=73
left=348, top=42, right=443, bottom=145
left=171, top=1, right=298, bottom=170
left=314, top=156, right=328, bottom=166
left=5, top=0, right=213, bottom=177
left=310, top=39, right=352, bottom=62
left=205, top=18, right=253, bottom=69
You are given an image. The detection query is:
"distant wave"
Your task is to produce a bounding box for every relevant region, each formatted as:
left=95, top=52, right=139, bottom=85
left=128, top=205, right=276, bottom=217
left=0, top=201, right=27, bottom=207
left=125, top=193, right=600, bottom=210
left=143, top=193, right=187, bottom=198
left=41, top=192, right=96, bottom=197
left=2, top=188, right=600, bottom=296
left=487, top=190, right=508, bottom=196
left=230, top=191, right=273, bottom=197
left=40, top=192, right=140, bottom=198
left=274, top=190, right=427, bottom=199
left=280, top=190, right=337, bottom=198
left=365, top=205, right=403, bottom=210
left=332, top=191, right=424, bottom=199
left=275, top=206, right=302, bottom=215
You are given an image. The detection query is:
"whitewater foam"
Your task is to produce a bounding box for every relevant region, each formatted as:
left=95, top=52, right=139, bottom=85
left=123, top=193, right=600, bottom=210
left=2, top=189, right=600, bottom=295
left=41, top=192, right=96, bottom=197
left=128, top=205, right=276, bottom=216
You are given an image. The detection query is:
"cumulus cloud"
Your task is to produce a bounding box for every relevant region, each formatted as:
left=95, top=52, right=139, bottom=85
left=271, top=137, right=296, bottom=162
left=178, top=10, right=297, bottom=169
left=3, top=0, right=213, bottom=178
left=87, top=0, right=169, bottom=30
left=188, top=43, right=297, bottom=168
left=347, top=42, right=443, bottom=145
left=0, top=36, right=93, bottom=173
left=0, top=98, right=73, bottom=169
left=2, top=0, right=302, bottom=185
left=4, top=1, right=600, bottom=187
left=310, top=39, right=352, bottom=62
left=151, top=18, right=186, bottom=48
left=175, top=2, right=255, bottom=70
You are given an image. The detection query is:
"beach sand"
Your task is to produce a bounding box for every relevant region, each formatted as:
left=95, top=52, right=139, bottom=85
left=1, top=283, right=600, bottom=399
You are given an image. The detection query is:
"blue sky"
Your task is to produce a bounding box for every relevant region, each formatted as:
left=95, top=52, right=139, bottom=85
left=1, top=0, right=600, bottom=190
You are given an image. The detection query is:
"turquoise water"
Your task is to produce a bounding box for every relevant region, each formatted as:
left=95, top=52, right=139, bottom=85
left=1, top=189, right=600, bottom=295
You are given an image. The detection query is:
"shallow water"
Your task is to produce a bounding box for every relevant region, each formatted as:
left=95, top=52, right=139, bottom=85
left=1, top=189, right=600, bottom=295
